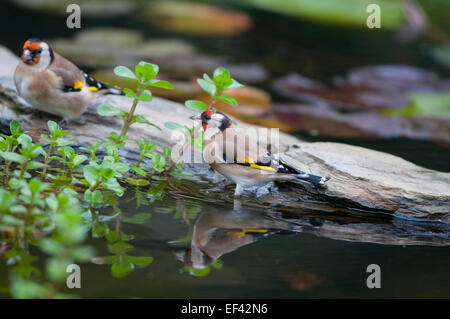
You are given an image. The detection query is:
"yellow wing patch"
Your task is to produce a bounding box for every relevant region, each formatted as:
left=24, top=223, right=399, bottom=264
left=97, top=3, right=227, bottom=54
left=242, top=229, right=268, bottom=233
left=73, top=81, right=83, bottom=90
left=236, top=156, right=276, bottom=172
left=249, top=163, right=276, bottom=172
left=227, top=229, right=269, bottom=239
left=89, top=86, right=99, bottom=92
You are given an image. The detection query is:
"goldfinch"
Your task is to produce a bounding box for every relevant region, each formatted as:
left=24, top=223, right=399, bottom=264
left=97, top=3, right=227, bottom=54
left=191, top=110, right=330, bottom=196
left=176, top=209, right=299, bottom=269
left=14, top=38, right=123, bottom=121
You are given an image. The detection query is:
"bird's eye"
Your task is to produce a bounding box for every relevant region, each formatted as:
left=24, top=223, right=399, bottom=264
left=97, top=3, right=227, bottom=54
left=31, top=49, right=42, bottom=56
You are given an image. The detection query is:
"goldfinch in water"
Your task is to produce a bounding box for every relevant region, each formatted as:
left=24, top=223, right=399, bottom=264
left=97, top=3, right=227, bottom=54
left=14, top=38, right=123, bottom=121
left=191, top=110, right=330, bottom=196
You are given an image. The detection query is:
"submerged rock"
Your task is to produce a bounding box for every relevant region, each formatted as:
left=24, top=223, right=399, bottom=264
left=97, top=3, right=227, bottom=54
left=0, top=45, right=449, bottom=221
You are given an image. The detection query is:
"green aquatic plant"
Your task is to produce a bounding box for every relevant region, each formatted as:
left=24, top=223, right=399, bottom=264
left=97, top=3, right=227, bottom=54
left=0, top=173, right=93, bottom=298
left=82, top=156, right=125, bottom=204
left=184, top=66, right=243, bottom=112
left=40, top=121, right=74, bottom=180
left=93, top=208, right=153, bottom=278
left=0, top=120, right=23, bottom=186
left=0, top=63, right=238, bottom=299
left=97, top=61, right=174, bottom=138
left=96, top=61, right=191, bottom=184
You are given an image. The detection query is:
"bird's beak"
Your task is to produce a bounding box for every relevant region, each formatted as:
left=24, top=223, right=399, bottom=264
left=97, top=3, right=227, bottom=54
left=21, top=50, right=35, bottom=64
left=190, top=114, right=208, bottom=131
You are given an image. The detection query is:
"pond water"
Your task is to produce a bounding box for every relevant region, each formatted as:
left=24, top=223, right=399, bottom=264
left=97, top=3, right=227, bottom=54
left=1, top=186, right=449, bottom=299
left=0, top=1, right=449, bottom=298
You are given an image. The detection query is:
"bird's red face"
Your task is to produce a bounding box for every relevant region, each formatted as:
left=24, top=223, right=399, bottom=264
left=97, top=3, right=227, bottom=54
left=201, top=110, right=214, bottom=131
left=21, top=39, right=42, bottom=65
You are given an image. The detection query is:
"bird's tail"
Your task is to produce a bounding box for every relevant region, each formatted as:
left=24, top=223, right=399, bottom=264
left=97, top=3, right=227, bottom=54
left=296, top=173, right=330, bottom=188
left=83, top=72, right=124, bottom=95
left=104, top=87, right=124, bottom=95
left=278, top=158, right=330, bottom=188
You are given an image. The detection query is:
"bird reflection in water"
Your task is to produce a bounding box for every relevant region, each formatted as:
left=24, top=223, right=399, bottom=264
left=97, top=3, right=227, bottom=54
left=175, top=201, right=301, bottom=270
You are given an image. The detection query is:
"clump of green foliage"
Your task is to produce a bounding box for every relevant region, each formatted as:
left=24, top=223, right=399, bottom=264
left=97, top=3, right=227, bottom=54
left=185, top=66, right=243, bottom=112
left=0, top=63, right=240, bottom=298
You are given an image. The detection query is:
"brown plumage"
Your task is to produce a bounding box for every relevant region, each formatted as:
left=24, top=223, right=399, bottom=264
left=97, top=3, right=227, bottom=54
left=14, top=38, right=122, bottom=121
left=191, top=110, right=330, bottom=196
left=176, top=209, right=298, bottom=269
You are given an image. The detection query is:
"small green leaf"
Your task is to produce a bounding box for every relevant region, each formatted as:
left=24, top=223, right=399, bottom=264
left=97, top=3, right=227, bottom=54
left=73, top=155, right=87, bottom=167
left=84, top=189, right=103, bottom=204
left=125, top=178, right=150, bottom=186
left=1, top=151, right=26, bottom=164
left=111, top=258, right=133, bottom=278
left=145, top=79, right=174, bottom=90
left=27, top=161, right=47, bottom=169
left=105, top=230, right=118, bottom=242
left=188, top=266, right=210, bottom=277
left=108, top=242, right=133, bottom=254
left=164, top=122, right=186, bottom=131
left=114, top=66, right=137, bottom=81
left=185, top=100, right=207, bottom=112
left=129, top=256, right=153, bottom=267
left=123, top=88, right=137, bottom=98
left=123, top=213, right=152, bottom=224
left=114, top=162, right=130, bottom=173
left=133, top=115, right=161, bottom=130
left=83, top=165, right=99, bottom=186
left=216, top=95, right=238, bottom=106
left=197, top=79, right=216, bottom=96
left=40, top=134, right=51, bottom=143
left=213, top=67, right=233, bottom=88
left=132, top=163, right=147, bottom=177
left=138, top=89, right=152, bottom=102
left=47, top=121, right=59, bottom=135
left=100, top=168, right=115, bottom=180
left=135, top=62, right=159, bottom=81
left=10, top=120, right=22, bottom=136
left=146, top=153, right=166, bottom=172
left=97, top=104, right=122, bottom=117
left=28, top=178, right=43, bottom=194
left=227, top=78, right=244, bottom=89
left=170, top=170, right=195, bottom=178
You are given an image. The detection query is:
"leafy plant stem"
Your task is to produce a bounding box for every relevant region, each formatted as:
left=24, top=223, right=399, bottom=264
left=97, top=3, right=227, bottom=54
left=41, top=144, right=54, bottom=181
left=120, top=88, right=142, bottom=137
left=19, top=159, right=29, bottom=180
left=3, top=144, right=12, bottom=187
left=89, top=177, right=103, bottom=193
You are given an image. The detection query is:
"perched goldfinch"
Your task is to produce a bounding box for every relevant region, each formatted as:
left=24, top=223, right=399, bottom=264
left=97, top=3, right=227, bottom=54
left=14, top=38, right=123, bottom=121
left=191, top=110, right=330, bottom=196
